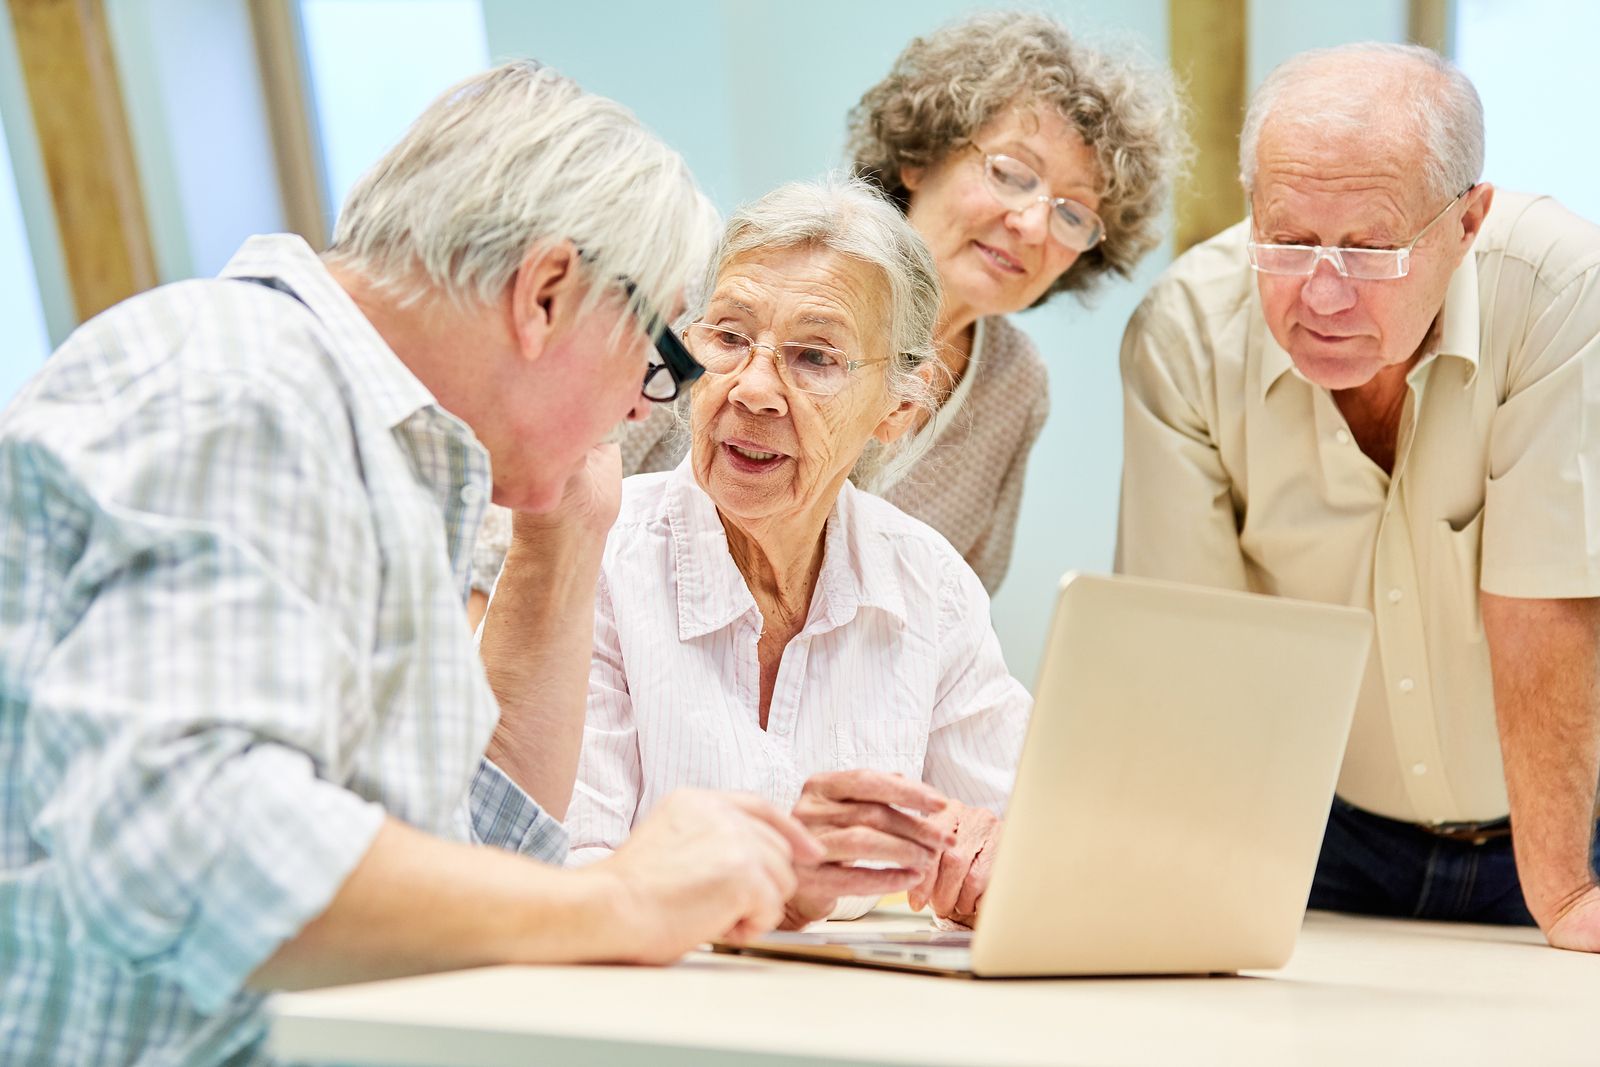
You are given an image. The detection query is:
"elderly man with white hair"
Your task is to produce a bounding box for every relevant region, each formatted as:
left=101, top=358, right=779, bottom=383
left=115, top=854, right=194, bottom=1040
left=0, top=62, right=821, bottom=1066
left=1117, top=42, right=1600, bottom=952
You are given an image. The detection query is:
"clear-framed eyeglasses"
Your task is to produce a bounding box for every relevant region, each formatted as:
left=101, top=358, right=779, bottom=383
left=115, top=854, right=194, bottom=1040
left=682, top=322, right=890, bottom=398
left=969, top=143, right=1105, bottom=253
left=1246, top=187, right=1473, bottom=281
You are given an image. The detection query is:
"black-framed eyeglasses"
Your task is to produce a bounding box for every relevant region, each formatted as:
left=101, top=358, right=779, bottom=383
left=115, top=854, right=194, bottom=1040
left=622, top=280, right=703, bottom=403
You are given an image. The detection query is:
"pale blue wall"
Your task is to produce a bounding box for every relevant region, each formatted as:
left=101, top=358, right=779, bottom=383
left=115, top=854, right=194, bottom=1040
left=303, top=0, right=491, bottom=220
left=0, top=101, right=50, bottom=408
left=482, top=0, right=1169, bottom=685
left=1248, top=2, right=1408, bottom=89
left=1456, top=0, right=1600, bottom=222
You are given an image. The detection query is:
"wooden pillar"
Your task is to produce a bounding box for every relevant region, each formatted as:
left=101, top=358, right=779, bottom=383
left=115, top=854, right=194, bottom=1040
left=7, top=0, right=156, bottom=321
left=1169, top=0, right=1248, bottom=254
left=1408, top=0, right=1452, bottom=53
left=248, top=0, right=329, bottom=249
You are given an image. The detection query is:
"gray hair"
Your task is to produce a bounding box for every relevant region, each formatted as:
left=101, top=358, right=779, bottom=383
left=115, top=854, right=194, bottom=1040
left=1239, top=43, right=1484, bottom=201
left=847, top=10, right=1186, bottom=305
left=692, top=175, right=944, bottom=488
left=326, top=61, right=718, bottom=338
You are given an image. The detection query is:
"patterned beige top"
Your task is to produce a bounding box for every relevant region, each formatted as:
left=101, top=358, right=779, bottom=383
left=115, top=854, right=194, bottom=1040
left=471, top=314, right=1050, bottom=595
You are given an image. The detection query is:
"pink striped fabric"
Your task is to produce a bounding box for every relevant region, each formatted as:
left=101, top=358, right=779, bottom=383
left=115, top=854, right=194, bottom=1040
left=566, top=461, right=1032, bottom=867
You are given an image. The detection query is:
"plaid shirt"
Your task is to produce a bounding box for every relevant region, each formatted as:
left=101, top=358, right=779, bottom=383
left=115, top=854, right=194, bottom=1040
left=0, top=235, right=567, bottom=1066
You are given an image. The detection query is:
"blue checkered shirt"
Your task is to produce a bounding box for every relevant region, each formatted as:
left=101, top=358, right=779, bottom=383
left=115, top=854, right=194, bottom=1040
left=0, top=235, right=568, bottom=1065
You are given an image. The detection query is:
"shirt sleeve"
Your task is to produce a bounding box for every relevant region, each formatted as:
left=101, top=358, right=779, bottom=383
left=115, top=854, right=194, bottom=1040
left=19, top=374, right=387, bottom=1014
left=1114, top=294, right=1250, bottom=590
left=924, top=557, right=1032, bottom=816
left=563, top=572, right=644, bottom=866
left=1480, top=260, right=1600, bottom=597
left=467, top=758, right=570, bottom=863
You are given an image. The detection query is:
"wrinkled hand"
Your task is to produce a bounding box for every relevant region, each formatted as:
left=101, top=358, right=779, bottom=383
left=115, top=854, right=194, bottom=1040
left=590, top=790, right=824, bottom=964
left=1544, top=884, right=1600, bottom=953
left=908, top=800, right=1002, bottom=928
left=781, top=770, right=954, bottom=929
left=510, top=442, right=623, bottom=544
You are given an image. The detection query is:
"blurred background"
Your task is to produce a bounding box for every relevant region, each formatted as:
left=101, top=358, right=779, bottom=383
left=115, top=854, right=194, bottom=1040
left=2, top=0, right=1594, bottom=683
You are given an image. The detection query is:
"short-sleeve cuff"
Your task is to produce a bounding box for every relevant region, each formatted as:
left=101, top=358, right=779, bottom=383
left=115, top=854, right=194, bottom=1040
left=1479, top=564, right=1600, bottom=600
left=469, top=758, right=570, bottom=864
left=163, top=746, right=386, bottom=1013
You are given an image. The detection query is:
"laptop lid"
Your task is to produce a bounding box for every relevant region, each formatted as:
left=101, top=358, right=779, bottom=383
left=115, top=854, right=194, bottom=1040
left=969, top=572, right=1371, bottom=975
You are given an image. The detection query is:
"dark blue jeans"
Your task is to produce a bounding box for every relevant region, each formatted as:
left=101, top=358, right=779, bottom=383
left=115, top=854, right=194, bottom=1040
left=1310, top=797, right=1600, bottom=926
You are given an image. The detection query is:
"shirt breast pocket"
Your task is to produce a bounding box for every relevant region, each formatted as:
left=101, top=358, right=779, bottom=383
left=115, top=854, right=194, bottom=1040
left=830, top=719, right=930, bottom=780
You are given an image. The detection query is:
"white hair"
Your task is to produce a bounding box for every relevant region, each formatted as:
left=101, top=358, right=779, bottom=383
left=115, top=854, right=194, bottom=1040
left=1239, top=42, right=1484, bottom=201
left=326, top=61, right=718, bottom=339
left=687, top=175, right=944, bottom=488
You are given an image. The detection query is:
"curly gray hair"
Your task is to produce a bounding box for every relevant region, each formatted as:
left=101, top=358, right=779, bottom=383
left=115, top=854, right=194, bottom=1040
left=846, top=10, right=1185, bottom=305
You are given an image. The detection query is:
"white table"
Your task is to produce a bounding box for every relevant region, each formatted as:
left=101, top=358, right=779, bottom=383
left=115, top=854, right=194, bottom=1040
left=269, top=908, right=1598, bottom=1066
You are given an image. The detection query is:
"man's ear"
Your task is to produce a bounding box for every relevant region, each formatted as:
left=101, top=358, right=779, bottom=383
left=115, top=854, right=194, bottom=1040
left=508, top=240, right=579, bottom=365
left=1458, top=183, right=1495, bottom=251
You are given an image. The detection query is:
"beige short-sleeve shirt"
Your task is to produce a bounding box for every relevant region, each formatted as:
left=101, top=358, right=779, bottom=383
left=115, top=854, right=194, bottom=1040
left=1116, top=191, right=1600, bottom=825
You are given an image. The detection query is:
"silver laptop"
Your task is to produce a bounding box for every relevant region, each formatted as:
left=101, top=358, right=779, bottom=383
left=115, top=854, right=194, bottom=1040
left=719, top=571, right=1372, bottom=977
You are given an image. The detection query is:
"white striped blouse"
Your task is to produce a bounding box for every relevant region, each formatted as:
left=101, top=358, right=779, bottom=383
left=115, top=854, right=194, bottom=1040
left=565, top=462, right=1032, bottom=872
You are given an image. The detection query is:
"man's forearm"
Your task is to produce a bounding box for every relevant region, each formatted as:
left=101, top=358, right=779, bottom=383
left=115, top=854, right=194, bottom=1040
left=248, top=818, right=627, bottom=992
left=477, top=528, right=606, bottom=821
left=1482, top=593, right=1600, bottom=926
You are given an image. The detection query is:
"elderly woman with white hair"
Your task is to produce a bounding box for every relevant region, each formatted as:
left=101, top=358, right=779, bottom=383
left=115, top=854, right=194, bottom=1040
left=468, top=11, right=1183, bottom=609
left=564, top=177, right=1032, bottom=928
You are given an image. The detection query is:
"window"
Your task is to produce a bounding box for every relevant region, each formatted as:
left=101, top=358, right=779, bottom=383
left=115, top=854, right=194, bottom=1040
left=299, top=0, right=490, bottom=219
left=1454, top=0, right=1600, bottom=222
left=0, top=103, right=51, bottom=406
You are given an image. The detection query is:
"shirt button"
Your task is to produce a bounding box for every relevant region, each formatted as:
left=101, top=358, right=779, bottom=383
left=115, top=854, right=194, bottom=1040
left=1335, top=429, right=1352, bottom=445
left=1412, top=762, right=1428, bottom=776
left=1398, top=677, right=1416, bottom=693
left=460, top=483, right=483, bottom=505
left=1387, top=588, right=1403, bottom=603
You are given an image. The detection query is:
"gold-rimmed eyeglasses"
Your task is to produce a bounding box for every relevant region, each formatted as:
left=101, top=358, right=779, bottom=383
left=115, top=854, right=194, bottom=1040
left=969, top=143, right=1105, bottom=252
left=682, top=322, right=890, bottom=398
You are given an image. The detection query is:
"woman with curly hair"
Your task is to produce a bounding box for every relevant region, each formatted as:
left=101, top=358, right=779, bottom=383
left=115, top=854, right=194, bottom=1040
left=842, top=11, right=1184, bottom=594
left=470, top=11, right=1184, bottom=616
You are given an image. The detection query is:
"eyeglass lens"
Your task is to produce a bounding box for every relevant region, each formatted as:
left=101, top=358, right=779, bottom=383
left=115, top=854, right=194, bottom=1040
left=981, top=154, right=1103, bottom=252
left=684, top=324, right=853, bottom=396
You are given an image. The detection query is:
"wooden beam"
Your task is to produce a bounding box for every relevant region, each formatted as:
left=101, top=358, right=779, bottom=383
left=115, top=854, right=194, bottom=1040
left=248, top=0, right=329, bottom=249
left=1408, top=0, right=1452, bottom=54
left=6, top=0, right=156, bottom=321
left=1169, top=0, right=1248, bottom=254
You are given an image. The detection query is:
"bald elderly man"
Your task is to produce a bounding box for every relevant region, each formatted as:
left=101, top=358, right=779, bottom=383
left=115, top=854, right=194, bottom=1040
left=1117, top=42, right=1600, bottom=952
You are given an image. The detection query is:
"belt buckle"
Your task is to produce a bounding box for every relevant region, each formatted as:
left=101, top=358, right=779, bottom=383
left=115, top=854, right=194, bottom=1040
left=1424, top=817, right=1511, bottom=845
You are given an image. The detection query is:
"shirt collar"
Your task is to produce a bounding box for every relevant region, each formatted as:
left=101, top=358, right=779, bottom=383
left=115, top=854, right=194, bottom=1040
left=219, top=234, right=438, bottom=429
left=1256, top=236, right=1483, bottom=400
left=663, top=461, right=908, bottom=641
